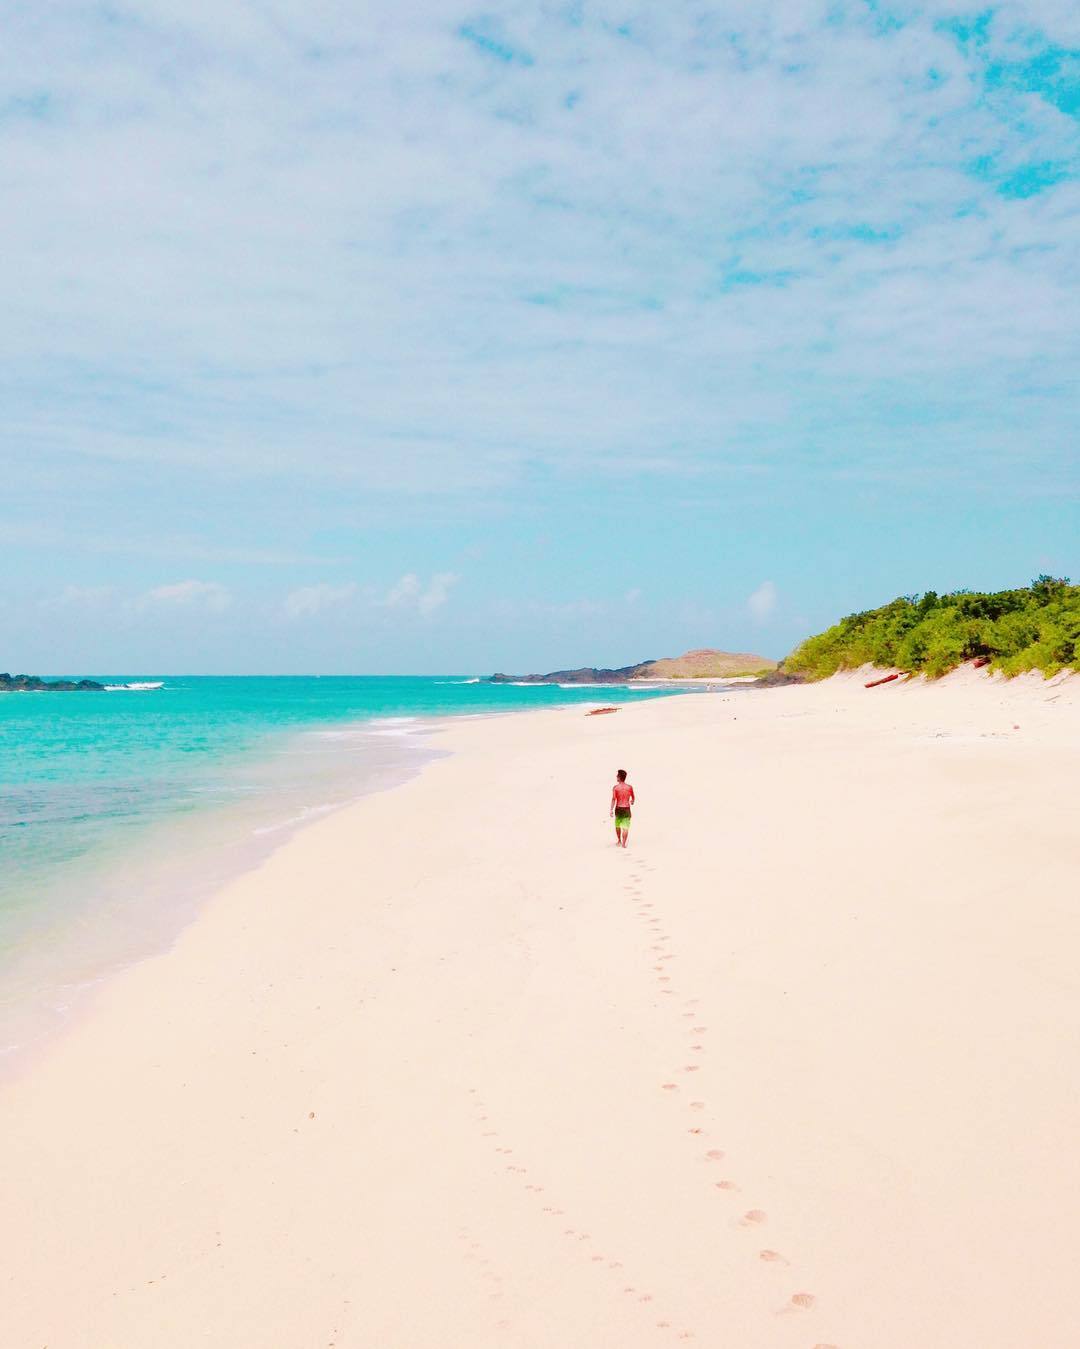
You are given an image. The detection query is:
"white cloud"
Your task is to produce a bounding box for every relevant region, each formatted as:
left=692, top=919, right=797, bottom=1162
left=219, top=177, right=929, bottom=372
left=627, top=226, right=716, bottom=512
left=283, top=582, right=356, bottom=619
left=417, top=571, right=459, bottom=617
left=383, top=571, right=459, bottom=617
left=747, top=581, right=778, bottom=623
left=1, top=0, right=1076, bottom=514
left=143, top=579, right=231, bottom=612
left=384, top=573, right=422, bottom=609
left=43, top=584, right=115, bottom=611
left=0, top=0, right=1076, bottom=676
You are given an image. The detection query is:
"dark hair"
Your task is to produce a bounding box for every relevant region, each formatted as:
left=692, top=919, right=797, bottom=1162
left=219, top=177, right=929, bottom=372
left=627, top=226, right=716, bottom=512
left=616, top=769, right=627, bottom=781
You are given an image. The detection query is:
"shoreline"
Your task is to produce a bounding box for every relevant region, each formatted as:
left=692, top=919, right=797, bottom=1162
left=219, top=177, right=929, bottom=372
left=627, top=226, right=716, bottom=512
left=3, top=672, right=1079, bottom=1346
left=0, top=711, right=447, bottom=1077
left=1, top=687, right=687, bottom=1079
left=1, top=677, right=714, bottom=1077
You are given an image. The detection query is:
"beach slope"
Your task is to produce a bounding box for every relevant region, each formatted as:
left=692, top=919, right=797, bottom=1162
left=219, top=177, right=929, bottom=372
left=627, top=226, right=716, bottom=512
left=3, top=672, right=1079, bottom=1348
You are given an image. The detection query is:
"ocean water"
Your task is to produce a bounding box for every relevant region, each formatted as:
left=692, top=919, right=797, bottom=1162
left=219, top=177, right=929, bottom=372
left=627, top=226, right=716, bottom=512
left=0, top=675, right=691, bottom=1061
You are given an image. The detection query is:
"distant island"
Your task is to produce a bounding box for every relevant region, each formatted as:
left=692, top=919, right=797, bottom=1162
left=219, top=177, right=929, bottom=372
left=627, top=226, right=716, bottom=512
left=0, top=672, right=105, bottom=692
left=488, top=647, right=777, bottom=684
left=783, top=576, right=1078, bottom=679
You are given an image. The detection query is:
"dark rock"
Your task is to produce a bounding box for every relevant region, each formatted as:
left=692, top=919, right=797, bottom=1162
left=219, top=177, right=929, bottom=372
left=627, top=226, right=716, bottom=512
left=747, top=668, right=806, bottom=688
left=488, top=662, right=657, bottom=685
left=0, top=672, right=106, bottom=692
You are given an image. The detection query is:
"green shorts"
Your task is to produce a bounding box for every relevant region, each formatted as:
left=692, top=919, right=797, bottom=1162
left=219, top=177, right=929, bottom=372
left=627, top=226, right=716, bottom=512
left=614, top=808, right=631, bottom=828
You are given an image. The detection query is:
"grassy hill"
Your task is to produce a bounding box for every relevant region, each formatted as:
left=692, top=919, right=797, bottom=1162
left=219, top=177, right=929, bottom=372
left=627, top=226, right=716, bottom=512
left=489, top=647, right=776, bottom=684
left=635, top=648, right=776, bottom=679
left=784, top=577, right=1080, bottom=680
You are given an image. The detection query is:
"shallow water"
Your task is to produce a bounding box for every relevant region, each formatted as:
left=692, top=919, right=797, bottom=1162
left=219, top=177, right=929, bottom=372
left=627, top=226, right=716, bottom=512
left=0, top=675, right=695, bottom=1060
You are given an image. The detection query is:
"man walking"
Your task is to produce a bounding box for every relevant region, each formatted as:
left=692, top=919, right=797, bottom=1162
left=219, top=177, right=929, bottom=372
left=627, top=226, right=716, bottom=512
left=610, top=768, right=635, bottom=848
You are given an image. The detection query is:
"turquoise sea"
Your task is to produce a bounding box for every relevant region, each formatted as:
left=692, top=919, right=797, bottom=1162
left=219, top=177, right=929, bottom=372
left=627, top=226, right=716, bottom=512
left=0, top=675, right=691, bottom=1060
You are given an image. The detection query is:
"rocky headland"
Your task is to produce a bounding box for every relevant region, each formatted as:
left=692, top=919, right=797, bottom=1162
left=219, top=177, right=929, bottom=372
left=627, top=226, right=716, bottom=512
left=0, top=672, right=105, bottom=692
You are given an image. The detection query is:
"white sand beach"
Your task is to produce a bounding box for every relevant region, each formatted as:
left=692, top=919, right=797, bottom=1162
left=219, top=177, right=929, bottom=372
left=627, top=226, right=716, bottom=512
left=3, top=671, right=1079, bottom=1348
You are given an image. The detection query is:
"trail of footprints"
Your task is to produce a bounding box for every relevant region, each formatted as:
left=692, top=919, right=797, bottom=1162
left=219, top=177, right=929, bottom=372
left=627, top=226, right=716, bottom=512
left=623, top=861, right=835, bottom=1345
left=456, top=1223, right=514, bottom=1335
left=466, top=1087, right=698, bottom=1340
left=457, top=863, right=837, bottom=1348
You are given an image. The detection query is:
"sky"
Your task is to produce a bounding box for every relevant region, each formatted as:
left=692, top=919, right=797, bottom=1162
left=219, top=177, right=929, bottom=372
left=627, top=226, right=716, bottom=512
left=2, top=0, right=1078, bottom=674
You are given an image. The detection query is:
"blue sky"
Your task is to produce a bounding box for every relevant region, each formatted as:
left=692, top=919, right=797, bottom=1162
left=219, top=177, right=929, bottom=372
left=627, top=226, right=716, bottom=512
left=2, top=0, right=1078, bottom=673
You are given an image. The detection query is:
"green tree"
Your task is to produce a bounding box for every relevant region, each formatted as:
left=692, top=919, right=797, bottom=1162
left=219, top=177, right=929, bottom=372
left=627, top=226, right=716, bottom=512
left=784, top=578, right=1080, bottom=680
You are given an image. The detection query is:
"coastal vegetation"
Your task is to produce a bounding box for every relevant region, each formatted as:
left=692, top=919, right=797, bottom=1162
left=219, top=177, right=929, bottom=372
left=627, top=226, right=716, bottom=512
left=784, top=577, right=1080, bottom=680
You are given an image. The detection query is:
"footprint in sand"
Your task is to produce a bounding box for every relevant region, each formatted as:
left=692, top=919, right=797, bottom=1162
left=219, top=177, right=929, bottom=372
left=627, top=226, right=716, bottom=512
left=705, top=1149, right=724, bottom=1161
left=661, top=1082, right=679, bottom=1091
left=741, top=1209, right=767, bottom=1226
left=789, top=1292, right=815, bottom=1309
left=759, top=1250, right=788, bottom=1264
left=689, top=1101, right=705, bottom=1110
left=715, top=1180, right=738, bottom=1191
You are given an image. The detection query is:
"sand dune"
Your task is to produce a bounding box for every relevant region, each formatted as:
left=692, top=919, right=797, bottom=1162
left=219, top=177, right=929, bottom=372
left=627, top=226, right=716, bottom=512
left=2, top=670, right=1078, bottom=1347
